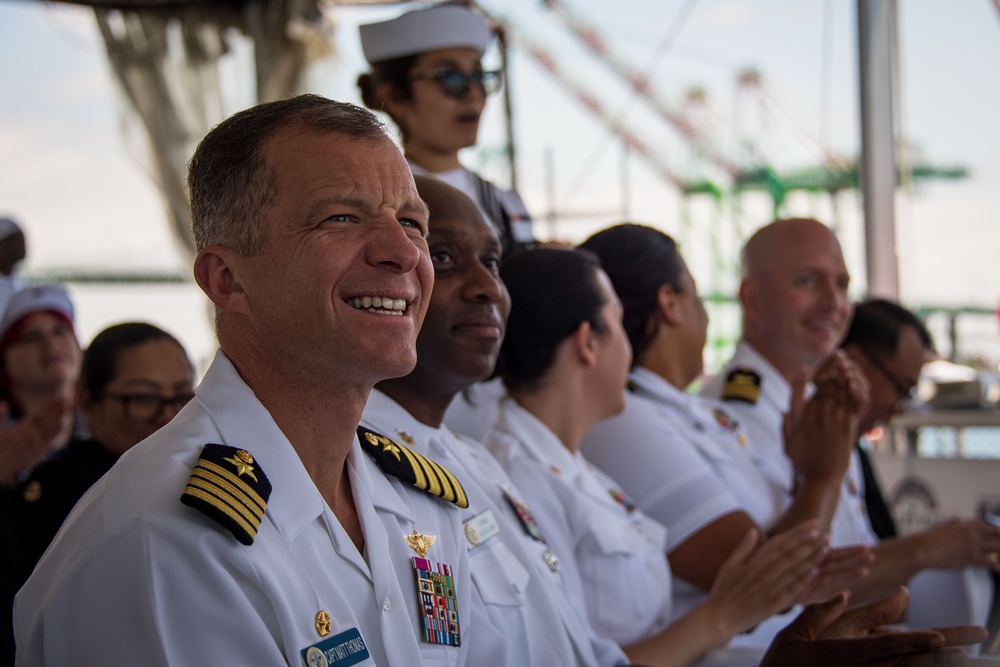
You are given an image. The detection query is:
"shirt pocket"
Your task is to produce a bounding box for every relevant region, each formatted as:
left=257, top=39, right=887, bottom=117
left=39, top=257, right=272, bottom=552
left=579, top=515, right=671, bottom=646
left=469, top=539, right=530, bottom=607
left=465, top=540, right=533, bottom=666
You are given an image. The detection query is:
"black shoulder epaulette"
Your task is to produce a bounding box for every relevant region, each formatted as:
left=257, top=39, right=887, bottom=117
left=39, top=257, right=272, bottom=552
left=181, top=444, right=271, bottom=545
left=357, top=426, right=468, bottom=509
left=721, top=368, right=762, bottom=405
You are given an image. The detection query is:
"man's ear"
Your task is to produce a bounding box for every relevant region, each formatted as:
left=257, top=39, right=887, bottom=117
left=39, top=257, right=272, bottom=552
left=194, top=245, right=251, bottom=317
left=656, top=283, right=682, bottom=325
left=738, top=279, right=757, bottom=316
left=571, top=321, right=598, bottom=368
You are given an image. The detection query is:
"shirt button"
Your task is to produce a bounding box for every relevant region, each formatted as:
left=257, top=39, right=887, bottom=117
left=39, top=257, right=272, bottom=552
left=383, top=598, right=392, bottom=612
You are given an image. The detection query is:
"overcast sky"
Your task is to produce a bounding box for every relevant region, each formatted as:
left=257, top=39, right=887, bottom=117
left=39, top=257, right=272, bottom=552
left=1, top=0, right=998, bottom=366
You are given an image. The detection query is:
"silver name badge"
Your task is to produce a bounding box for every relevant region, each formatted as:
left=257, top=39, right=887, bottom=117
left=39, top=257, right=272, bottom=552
left=464, top=508, right=501, bottom=550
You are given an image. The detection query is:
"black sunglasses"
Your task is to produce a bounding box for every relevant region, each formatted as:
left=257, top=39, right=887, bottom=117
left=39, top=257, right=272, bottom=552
left=410, top=69, right=503, bottom=99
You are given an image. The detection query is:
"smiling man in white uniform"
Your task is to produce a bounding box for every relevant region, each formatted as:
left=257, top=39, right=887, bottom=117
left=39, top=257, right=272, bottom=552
left=701, top=218, right=1000, bottom=616
left=14, top=95, right=479, bottom=666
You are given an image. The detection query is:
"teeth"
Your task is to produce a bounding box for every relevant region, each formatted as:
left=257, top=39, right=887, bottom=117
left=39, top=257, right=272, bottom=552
left=349, top=296, right=408, bottom=315
left=808, top=320, right=836, bottom=330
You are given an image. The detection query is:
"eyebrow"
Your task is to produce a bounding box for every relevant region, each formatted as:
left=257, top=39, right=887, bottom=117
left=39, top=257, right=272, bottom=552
left=305, top=196, right=429, bottom=222
left=401, top=199, right=431, bottom=221
left=429, top=226, right=501, bottom=249
left=422, top=58, right=482, bottom=70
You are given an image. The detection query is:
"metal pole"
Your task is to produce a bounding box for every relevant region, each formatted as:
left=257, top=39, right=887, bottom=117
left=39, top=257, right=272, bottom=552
left=621, top=142, right=630, bottom=221
left=497, top=24, right=518, bottom=192
left=857, top=0, right=900, bottom=298
left=545, top=147, right=557, bottom=240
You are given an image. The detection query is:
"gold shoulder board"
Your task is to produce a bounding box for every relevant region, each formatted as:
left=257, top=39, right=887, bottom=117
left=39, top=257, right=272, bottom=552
left=721, top=368, right=762, bottom=405
left=357, top=425, right=468, bottom=509
left=181, top=443, right=271, bottom=545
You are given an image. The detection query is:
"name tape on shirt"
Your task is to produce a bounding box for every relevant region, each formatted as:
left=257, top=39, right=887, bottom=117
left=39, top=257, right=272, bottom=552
left=301, top=627, right=370, bottom=667
left=463, top=508, right=501, bottom=550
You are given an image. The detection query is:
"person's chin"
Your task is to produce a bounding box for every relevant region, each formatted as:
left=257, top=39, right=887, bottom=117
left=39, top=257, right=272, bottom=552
left=801, top=330, right=840, bottom=357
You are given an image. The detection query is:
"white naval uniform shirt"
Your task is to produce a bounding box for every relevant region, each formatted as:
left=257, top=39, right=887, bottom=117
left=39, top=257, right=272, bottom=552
left=15, top=351, right=472, bottom=667
left=484, top=397, right=673, bottom=648
left=700, top=341, right=795, bottom=495
left=581, top=367, right=785, bottom=621
left=362, top=390, right=628, bottom=667
left=701, top=340, right=878, bottom=548
left=443, top=377, right=506, bottom=443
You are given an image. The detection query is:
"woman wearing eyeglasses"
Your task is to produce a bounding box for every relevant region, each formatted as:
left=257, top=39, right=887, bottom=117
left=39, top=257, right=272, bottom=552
left=12, top=322, right=194, bottom=566
left=357, top=2, right=535, bottom=257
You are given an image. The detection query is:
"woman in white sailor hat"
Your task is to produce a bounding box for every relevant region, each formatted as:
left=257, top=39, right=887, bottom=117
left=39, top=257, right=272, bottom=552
left=357, top=1, right=535, bottom=257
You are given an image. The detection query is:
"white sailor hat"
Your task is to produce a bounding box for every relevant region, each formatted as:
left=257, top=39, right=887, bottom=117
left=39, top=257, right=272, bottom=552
left=359, top=2, right=495, bottom=65
left=0, top=284, right=75, bottom=342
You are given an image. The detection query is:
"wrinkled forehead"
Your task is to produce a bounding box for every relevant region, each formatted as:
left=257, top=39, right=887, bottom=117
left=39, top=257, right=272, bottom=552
left=268, top=129, right=422, bottom=204
left=267, top=127, right=405, bottom=175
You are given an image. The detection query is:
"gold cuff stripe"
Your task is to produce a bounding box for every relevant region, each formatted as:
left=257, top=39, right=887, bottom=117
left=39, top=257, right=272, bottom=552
left=397, top=445, right=429, bottom=490
left=182, top=485, right=258, bottom=541
left=724, top=386, right=759, bottom=400
left=194, top=461, right=267, bottom=515
left=403, top=444, right=468, bottom=509
left=357, top=427, right=468, bottom=508
left=401, top=446, right=441, bottom=496
left=426, top=456, right=458, bottom=506
left=723, top=390, right=759, bottom=404
left=187, top=473, right=261, bottom=526
left=434, top=459, right=468, bottom=508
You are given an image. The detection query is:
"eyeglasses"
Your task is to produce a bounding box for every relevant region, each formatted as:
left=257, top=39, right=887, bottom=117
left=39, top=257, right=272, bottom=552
left=860, top=349, right=917, bottom=406
left=103, top=392, right=195, bottom=422
left=409, top=69, right=503, bottom=99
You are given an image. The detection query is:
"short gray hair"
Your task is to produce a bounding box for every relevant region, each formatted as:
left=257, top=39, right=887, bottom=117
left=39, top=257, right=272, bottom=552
left=188, top=94, right=393, bottom=255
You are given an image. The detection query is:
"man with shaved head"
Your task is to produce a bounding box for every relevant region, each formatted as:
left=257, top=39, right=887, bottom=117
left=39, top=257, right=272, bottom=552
left=702, top=217, right=1000, bottom=615
left=703, top=218, right=855, bottom=502
left=739, top=219, right=852, bottom=376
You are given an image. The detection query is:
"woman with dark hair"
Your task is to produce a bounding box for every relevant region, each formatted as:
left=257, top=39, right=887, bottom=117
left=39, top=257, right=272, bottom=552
left=357, top=2, right=534, bottom=256
left=12, top=322, right=194, bottom=565
left=483, top=247, right=829, bottom=666
left=578, top=224, right=871, bottom=645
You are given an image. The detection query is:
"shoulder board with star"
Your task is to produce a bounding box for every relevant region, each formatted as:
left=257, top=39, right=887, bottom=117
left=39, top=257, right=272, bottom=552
left=180, top=444, right=271, bottom=546
left=357, top=425, right=468, bottom=509
left=721, top=368, right=762, bottom=405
